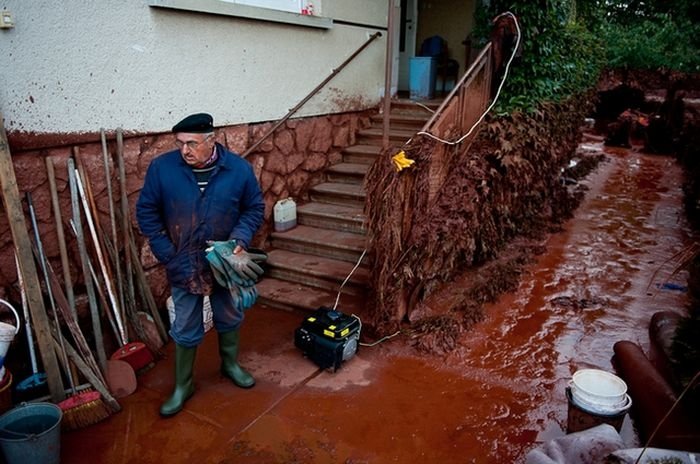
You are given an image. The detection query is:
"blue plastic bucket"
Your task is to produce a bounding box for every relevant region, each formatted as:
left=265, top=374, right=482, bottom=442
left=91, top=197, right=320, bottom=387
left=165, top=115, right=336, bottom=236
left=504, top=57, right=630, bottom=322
left=0, top=402, right=62, bottom=464
left=409, top=57, right=437, bottom=100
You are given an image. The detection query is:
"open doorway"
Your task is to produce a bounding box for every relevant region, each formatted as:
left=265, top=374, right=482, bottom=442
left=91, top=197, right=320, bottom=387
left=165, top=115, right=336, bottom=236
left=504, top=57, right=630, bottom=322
left=396, top=0, right=478, bottom=97
left=398, top=0, right=418, bottom=92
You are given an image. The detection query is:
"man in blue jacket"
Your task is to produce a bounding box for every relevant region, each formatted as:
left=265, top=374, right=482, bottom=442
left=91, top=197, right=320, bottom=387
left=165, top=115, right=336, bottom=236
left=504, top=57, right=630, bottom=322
left=136, top=113, right=265, bottom=417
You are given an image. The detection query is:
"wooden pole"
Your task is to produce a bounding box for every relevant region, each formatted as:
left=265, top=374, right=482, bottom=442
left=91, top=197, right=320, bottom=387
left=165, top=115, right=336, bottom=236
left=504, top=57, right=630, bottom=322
left=0, top=113, right=65, bottom=402
left=382, top=0, right=397, bottom=151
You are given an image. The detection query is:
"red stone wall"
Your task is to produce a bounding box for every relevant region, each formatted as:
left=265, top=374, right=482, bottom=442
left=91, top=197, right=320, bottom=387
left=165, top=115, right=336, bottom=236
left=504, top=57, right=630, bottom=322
left=0, top=111, right=371, bottom=311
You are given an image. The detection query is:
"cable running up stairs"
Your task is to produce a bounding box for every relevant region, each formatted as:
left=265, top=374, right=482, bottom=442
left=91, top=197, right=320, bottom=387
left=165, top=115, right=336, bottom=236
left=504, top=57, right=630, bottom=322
left=257, top=98, right=442, bottom=314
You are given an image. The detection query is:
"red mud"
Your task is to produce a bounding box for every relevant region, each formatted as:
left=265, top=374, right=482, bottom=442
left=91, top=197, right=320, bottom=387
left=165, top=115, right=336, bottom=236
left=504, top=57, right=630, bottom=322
left=60, top=140, right=694, bottom=463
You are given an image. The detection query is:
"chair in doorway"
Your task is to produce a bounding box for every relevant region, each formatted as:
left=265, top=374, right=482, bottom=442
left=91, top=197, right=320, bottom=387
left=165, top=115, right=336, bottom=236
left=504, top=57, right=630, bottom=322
left=419, top=35, right=459, bottom=96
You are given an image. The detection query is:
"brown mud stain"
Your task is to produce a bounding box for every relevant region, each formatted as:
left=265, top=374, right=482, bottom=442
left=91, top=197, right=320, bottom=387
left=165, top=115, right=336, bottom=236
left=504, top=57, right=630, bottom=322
left=439, top=142, right=693, bottom=458
left=213, top=142, right=693, bottom=463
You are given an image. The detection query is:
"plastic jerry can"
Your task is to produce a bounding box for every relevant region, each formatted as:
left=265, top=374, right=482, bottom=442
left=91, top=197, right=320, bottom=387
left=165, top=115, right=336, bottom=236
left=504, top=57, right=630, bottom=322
left=274, top=198, right=297, bottom=232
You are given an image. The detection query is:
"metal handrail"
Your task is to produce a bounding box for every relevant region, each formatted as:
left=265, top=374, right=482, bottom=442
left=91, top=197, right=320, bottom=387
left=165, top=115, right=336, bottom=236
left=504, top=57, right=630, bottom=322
left=411, top=43, right=493, bottom=202
left=421, top=42, right=492, bottom=135
left=242, top=31, right=382, bottom=157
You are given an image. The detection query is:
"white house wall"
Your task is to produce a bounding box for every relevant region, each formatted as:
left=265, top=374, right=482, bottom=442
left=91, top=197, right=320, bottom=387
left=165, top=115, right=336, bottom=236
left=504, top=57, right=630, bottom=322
left=0, top=1, right=387, bottom=137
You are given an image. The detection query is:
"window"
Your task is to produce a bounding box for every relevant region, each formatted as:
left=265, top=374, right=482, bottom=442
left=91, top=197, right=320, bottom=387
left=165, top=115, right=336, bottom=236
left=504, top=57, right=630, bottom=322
left=149, top=0, right=331, bottom=29
left=224, top=0, right=319, bottom=16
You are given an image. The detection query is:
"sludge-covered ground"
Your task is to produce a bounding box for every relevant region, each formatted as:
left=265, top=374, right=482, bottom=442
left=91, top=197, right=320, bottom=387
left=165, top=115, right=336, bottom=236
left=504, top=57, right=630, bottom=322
left=59, top=133, right=696, bottom=463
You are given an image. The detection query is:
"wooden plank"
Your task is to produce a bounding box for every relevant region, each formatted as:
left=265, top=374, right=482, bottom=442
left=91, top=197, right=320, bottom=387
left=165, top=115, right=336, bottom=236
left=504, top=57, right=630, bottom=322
left=53, top=335, right=121, bottom=413
left=0, top=113, right=65, bottom=402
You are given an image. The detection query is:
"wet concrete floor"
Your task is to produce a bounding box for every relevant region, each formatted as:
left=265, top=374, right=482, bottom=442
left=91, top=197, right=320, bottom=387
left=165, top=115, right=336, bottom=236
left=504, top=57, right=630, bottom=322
left=62, top=138, right=695, bottom=463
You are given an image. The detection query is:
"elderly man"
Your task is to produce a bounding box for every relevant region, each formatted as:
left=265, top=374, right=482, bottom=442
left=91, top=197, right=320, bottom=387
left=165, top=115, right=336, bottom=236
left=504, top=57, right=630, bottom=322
left=136, top=113, right=265, bottom=417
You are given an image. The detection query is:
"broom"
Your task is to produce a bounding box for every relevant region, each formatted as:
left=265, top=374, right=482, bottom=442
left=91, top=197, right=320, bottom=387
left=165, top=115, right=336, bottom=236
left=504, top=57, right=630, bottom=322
left=26, top=191, right=111, bottom=429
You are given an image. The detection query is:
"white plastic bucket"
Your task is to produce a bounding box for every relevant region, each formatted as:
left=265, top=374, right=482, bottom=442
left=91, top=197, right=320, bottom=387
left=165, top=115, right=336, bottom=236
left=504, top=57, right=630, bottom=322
left=0, top=300, right=20, bottom=371
left=569, top=369, right=630, bottom=414
left=273, top=198, right=297, bottom=232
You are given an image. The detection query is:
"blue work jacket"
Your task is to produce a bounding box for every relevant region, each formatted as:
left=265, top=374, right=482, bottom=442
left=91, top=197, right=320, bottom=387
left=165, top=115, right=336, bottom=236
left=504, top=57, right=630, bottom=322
left=136, top=143, right=264, bottom=293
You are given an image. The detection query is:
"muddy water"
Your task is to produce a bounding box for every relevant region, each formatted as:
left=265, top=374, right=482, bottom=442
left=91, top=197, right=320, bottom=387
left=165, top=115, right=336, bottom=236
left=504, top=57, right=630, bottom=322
left=212, top=140, right=694, bottom=464
left=438, top=140, right=695, bottom=461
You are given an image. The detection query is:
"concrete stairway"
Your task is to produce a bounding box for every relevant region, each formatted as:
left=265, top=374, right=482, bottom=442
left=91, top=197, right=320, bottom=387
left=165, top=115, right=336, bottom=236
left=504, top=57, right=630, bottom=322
left=257, top=98, right=441, bottom=314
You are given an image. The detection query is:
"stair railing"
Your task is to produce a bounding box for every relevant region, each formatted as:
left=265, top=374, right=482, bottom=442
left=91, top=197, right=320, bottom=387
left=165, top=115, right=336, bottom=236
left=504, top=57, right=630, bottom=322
left=417, top=43, right=493, bottom=202
left=242, top=31, right=382, bottom=158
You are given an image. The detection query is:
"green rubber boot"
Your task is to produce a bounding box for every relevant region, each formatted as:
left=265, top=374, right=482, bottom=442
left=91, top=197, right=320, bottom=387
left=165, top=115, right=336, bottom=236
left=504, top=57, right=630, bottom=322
left=160, top=344, right=197, bottom=417
left=219, top=330, right=255, bottom=388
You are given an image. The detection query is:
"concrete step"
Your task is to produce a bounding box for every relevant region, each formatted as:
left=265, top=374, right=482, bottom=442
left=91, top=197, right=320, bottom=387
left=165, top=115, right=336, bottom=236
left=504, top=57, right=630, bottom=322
left=356, top=127, right=416, bottom=144
left=297, top=202, right=366, bottom=234
left=309, top=182, right=365, bottom=208
left=390, top=98, right=442, bottom=115
left=270, top=224, right=367, bottom=263
left=342, top=144, right=382, bottom=165
left=370, top=113, right=430, bottom=131
left=325, top=162, right=368, bottom=185
left=257, top=277, right=367, bottom=314
left=264, top=249, right=368, bottom=296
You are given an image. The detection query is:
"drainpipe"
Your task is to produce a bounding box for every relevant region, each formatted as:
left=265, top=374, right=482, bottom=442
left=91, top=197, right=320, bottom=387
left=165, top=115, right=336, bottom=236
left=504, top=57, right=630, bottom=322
left=382, top=0, right=397, bottom=151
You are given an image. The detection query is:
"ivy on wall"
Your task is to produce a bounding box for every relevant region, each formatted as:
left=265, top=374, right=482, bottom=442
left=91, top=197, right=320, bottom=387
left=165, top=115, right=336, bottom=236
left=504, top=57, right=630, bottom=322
left=473, top=0, right=604, bottom=113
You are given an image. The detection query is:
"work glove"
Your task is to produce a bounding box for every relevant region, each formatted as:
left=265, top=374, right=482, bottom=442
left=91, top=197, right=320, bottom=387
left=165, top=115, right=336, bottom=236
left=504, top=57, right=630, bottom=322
left=239, top=285, right=259, bottom=310
left=246, top=248, right=268, bottom=265
left=205, top=245, right=245, bottom=287
left=229, top=284, right=258, bottom=311
left=207, top=240, right=265, bottom=284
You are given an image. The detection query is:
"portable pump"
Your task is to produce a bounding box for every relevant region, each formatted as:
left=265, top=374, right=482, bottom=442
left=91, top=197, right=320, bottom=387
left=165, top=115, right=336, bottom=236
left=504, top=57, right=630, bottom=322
left=294, top=307, right=360, bottom=371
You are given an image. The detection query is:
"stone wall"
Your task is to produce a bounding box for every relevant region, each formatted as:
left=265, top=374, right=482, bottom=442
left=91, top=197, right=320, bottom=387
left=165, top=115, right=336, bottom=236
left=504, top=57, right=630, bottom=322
left=0, top=110, right=372, bottom=312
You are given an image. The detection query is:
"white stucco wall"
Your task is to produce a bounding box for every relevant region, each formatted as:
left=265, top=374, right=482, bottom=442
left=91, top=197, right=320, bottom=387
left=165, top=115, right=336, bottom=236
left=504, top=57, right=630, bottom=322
left=0, top=0, right=388, bottom=136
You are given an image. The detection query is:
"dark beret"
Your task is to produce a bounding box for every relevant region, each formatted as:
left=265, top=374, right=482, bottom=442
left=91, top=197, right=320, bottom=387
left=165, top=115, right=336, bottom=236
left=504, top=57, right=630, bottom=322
left=172, top=113, right=214, bottom=133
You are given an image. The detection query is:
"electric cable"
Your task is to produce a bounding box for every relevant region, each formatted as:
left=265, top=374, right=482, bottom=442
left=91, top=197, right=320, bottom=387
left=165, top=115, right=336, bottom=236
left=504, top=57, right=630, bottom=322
left=332, top=248, right=367, bottom=311
left=411, top=11, right=521, bottom=147
left=412, top=101, right=436, bottom=114
left=327, top=12, right=521, bottom=347
left=332, top=248, right=403, bottom=347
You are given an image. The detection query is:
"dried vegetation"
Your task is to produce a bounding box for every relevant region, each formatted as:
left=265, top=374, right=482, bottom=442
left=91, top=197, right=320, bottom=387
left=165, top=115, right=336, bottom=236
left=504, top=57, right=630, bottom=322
left=363, top=91, right=603, bottom=349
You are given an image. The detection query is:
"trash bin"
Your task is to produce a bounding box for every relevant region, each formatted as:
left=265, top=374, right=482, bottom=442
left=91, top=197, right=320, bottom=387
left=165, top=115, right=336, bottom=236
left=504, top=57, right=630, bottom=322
left=409, top=57, right=436, bottom=100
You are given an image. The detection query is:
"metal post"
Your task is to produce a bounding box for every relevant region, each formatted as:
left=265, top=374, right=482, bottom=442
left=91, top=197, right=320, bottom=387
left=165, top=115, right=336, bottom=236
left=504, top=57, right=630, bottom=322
left=382, top=0, right=397, bottom=151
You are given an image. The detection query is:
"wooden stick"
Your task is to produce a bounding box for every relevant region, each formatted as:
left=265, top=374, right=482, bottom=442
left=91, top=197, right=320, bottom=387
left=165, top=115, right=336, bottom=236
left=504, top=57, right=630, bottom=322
left=68, top=157, right=109, bottom=374
left=46, top=157, right=77, bottom=321
left=75, top=168, right=127, bottom=345
left=26, top=191, right=77, bottom=395
left=52, top=335, right=121, bottom=413
left=101, top=129, right=126, bottom=322
left=127, top=228, right=168, bottom=341
left=116, top=129, right=137, bottom=316
left=32, top=237, right=107, bottom=386
left=0, top=114, right=64, bottom=402
left=70, top=219, right=120, bottom=344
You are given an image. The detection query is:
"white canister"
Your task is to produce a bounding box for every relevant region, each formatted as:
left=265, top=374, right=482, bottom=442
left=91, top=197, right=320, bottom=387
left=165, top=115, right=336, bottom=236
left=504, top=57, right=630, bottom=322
left=273, top=198, right=297, bottom=232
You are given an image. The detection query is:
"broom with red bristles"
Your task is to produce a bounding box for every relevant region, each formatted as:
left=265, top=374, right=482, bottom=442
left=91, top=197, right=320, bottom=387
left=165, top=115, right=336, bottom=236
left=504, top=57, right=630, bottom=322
left=27, top=191, right=111, bottom=430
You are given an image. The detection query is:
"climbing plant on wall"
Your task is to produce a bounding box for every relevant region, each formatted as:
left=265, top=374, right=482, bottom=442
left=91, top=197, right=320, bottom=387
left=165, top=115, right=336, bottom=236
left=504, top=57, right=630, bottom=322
left=473, top=0, right=604, bottom=113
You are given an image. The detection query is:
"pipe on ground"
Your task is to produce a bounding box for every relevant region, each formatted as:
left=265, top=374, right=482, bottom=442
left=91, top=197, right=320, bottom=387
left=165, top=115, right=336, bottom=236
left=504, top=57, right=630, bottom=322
left=613, top=340, right=699, bottom=452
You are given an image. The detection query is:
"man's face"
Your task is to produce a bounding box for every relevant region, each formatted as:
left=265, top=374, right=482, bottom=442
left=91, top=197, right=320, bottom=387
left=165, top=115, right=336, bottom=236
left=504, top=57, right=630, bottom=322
left=175, top=132, right=214, bottom=167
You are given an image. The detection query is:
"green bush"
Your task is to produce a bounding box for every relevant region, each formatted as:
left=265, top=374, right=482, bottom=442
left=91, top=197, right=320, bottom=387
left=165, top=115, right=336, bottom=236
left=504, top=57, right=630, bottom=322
left=474, top=1, right=604, bottom=114
left=599, top=15, right=700, bottom=72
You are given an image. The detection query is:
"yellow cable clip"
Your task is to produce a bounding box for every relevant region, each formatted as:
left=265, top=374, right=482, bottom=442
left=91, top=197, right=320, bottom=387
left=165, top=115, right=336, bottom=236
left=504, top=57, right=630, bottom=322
left=391, top=150, right=415, bottom=172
